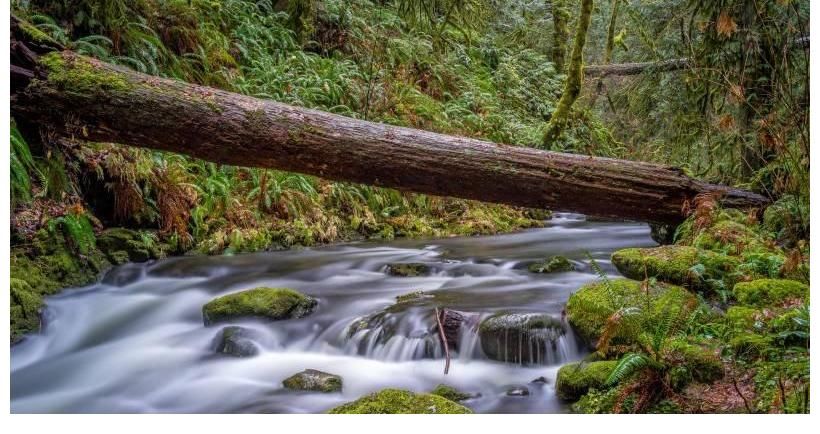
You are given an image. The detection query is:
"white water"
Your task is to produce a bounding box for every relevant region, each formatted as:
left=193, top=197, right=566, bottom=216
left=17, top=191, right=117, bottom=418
left=11, top=213, right=655, bottom=413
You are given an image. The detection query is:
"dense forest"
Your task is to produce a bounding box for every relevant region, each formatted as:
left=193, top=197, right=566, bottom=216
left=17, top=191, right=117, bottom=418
left=9, top=0, right=809, bottom=414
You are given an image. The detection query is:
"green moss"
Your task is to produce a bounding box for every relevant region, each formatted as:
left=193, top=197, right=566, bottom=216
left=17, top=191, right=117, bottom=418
left=726, top=306, right=763, bottom=331
left=555, top=361, right=618, bottom=402
left=328, top=388, right=472, bottom=414
left=202, top=287, right=317, bottom=325
left=430, top=384, right=472, bottom=402
left=39, top=52, right=131, bottom=95
left=665, top=339, right=724, bottom=384
left=565, top=278, right=696, bottom=346
left=611, top=245, right=738, bottom=293
left=18, top=20, right=54, bottom=44
left=733, top=279, right=808, bottom=307
left=729, top=333, right=773, bottom=360
left=395, top=290, right=429, bottom=303
left=528, top=255, right=575, bottom=273
left=571, top=386, right=619, bottom=413
left=10, top=227, right=111, bottom=343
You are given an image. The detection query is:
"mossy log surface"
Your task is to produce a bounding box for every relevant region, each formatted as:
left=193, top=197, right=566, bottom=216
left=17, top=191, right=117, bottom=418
left=12, top=34, right=767, bottom=224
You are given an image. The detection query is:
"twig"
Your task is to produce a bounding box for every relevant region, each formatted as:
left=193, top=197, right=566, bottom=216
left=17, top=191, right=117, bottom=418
left=434, top=307, right=451, bottom=375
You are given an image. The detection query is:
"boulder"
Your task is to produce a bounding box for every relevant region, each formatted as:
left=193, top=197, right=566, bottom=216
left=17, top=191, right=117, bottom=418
left=212, top=326, right=259, bottom=357
left=611, top=245, right=738, bottom=293
left=202, top=287, right=317, bottom=325
left=528, top=255, right=575, bottom=273
left=282, top=369, right=342, bottom=393
left=478, top=312, right=566, bottom=364
left=555, top=361, right=617, bottom=402
left=385, top=263, right=431, bottom=277
left=328, top=388, right=472, bottom=414
left=565, top=278, right=696, bottom=348
left=733, top=278, right=809, bottom=307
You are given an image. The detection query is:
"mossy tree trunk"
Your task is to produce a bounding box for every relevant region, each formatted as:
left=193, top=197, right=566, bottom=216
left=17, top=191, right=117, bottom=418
left=543, top=0, right=594, bottom=146
left=551, top=0, right=570, bottom=73
left=10, top=26, right=769, bottom=225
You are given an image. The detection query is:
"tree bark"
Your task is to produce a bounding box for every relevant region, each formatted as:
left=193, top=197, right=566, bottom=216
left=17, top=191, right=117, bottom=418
left=11, top=49, right=768, bottom=225
left=551, top=0, right=570, bottom=73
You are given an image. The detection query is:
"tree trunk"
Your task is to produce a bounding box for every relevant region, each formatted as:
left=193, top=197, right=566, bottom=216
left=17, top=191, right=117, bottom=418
left=11, top=50, right=768, bottom=225
left=543, top=0, right=594, bottom=145
left=551, top=0, right=570, bottom=73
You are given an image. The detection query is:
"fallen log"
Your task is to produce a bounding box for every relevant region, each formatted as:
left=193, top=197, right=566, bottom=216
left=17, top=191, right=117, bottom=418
left=10, top=33, right=768, bottom=225
left=584, top=36, right=808, bottom=78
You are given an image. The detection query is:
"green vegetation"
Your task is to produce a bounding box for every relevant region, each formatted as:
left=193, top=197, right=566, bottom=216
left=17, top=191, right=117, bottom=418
left=8, top=0, right=810, bottom=415
left=328, top=388, right=472, bottom=414
left=430, top=384, right=472, bottom=402
left=202, top=287, right=317, bottom=325
left=562, top=196, right=809, bottom=413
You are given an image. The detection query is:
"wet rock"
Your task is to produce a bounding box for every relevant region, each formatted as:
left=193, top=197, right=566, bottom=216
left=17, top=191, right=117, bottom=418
left=530, top=376, right=549, bottom=384
left=385, top=262, right=431, bottom=277
left=328, top=388, right=472, bottom=414
left=202, top=287, right=317, bottom=325
left=430, top=384, right=478, bottom=402
left=282, top=369, right=342, bottom=393
left=527, top=255, right=575, bottom=273
left=478, top=312, right=566, bottom=364
left=212, top=326, right=259, bottom=357
left=555, top=361, right=617, bottom=402
left=506, top=386, right=530, bottom=396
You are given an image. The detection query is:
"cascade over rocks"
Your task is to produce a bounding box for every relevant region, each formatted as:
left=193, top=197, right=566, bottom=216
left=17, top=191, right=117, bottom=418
left=478, top=312, right=569, bottom=364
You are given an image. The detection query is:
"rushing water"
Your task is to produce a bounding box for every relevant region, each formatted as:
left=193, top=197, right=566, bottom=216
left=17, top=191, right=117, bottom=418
left=11, top=213, right=655, bottom=413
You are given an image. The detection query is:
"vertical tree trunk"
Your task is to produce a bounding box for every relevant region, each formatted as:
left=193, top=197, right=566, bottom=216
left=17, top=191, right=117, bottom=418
left=551, top=0, right=570, bottom=73
left=591, top=0, right=620, bottom=107
left=543, top=0, right=594, bottom=146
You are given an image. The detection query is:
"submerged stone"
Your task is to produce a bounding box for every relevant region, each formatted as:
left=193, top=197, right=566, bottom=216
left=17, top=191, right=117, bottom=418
left=528, top=255, right=575, bottom=273
left=385, top=262, right=431, bottom=277
left=555, top=361, right=617, bottom=402
left=328, top=388, right=472, bottom=414
left=478, top=312, right=566, bottom=364
left=202, top=287, right=317, bottom=325
left=506, top=386, right=530, bottom=396
left=212, top=326, right=259, bottom=357
left=282, top=369, right=342, bottom=393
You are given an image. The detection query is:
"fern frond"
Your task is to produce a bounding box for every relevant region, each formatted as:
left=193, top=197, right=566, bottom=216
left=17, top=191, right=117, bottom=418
left=606, top=352, right=653, bottom=386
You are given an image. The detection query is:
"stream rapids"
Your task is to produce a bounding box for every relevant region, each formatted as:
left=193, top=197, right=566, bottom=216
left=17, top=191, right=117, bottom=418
left=11, top=213, right=656, bottom=413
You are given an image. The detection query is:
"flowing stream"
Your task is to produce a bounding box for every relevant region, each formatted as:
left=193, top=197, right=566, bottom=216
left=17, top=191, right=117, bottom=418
left=11, top=213, right=655, bottom=413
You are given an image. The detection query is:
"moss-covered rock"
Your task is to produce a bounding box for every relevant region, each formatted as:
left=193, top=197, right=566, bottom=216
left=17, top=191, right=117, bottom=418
left=555, top=361, right=618, bottom=402
left=728, top=333, right=773, bottom=360
left=528, top=255, right=575, bottom=273
left=96, top=228, right=162, bottom=264
left=10, top=228, right=112, bottom=343
left=211, top=326, right=259, bottom=357
left=202, top=287, right=317, bottom=325
left=565, top=278, right=697, bottom=347
left=430, top=384, right=474, bottom=402
left=328, top=388, right=472, bottom=414
left=664, top=340, right=724, bottom=385
left=478, top=312, right=565, bottom=364
left=611, top=245, right=738, bottom=293
left=283, top=369, right=342, bottom=393
left=385, top=262, right=431, bottom=277
left=733, top=279, right=809, bottom=307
